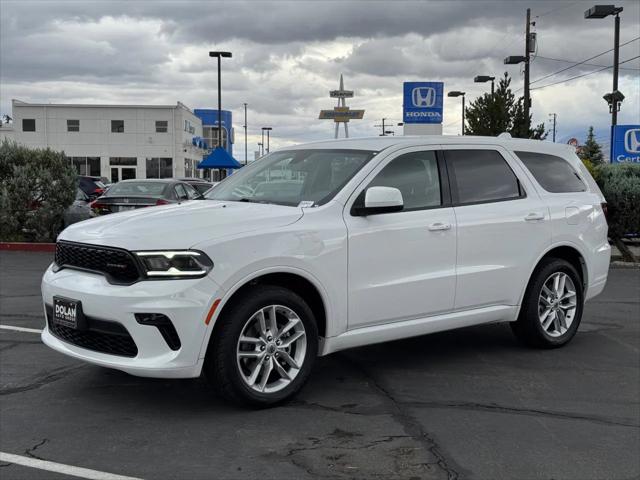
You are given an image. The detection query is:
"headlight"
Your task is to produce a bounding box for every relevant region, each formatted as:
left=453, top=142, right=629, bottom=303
left=134, top=250, right=213, bottom=278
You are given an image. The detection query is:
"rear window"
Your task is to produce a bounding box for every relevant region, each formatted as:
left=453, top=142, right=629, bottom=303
left=514, top=151, right=586, bottom=193
left=445, top=149, right=524, bottom=205
left=106, top=182, right=167, bottom=197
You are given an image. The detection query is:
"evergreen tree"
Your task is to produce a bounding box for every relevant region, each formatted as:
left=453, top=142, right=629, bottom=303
left=579, top=126, right=604, bottom=165
left=464, top=72, right=546, bottom=139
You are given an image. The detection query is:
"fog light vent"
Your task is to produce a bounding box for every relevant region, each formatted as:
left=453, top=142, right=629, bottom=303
left=135, top=313, right=181, bottom=351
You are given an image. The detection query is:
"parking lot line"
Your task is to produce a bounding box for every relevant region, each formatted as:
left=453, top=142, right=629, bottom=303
left=0, top=452, right=143, bottom=480
left=0, top=325, right=42, bottom=334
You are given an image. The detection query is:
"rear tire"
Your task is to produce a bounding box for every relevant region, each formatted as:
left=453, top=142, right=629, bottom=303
left=511, top=258, right=584, bottom=349
left=204, top=285, right=318, bottom=407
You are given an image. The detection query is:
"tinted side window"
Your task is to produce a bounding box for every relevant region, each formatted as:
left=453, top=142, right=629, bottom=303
left=446, top=150, right=523, bottom=205
left=515, top=151, right=585, bottom=193
left=184, top=183, right=200, bottom=199
left=369, top=151, right=441, bottom=210
left=174, top=184, right=188, bottom=200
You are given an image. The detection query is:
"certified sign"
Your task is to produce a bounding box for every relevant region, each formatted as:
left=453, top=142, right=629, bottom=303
left=611, top=125, right=640, bottom=163
left=403, top=82, right=444, bottom=124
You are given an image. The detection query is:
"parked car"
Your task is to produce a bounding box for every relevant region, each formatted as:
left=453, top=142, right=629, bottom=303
left=178, top=177, right=216, bottom=195
left=78, top=176, right=107, bottom=199
left=63, top=188, right=96, bottom=226
left=89, top=179, right=203, bottom=215
left=42, top=135, right=610, bottom=407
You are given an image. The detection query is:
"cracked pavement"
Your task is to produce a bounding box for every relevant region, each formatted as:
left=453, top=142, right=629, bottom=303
left=0, top=251, right=639, bottom=479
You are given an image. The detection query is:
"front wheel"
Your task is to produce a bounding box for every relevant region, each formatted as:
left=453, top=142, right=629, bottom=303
left=511, top=258, right=584, bottom=348
left=204, top=285, right=318, bottom=407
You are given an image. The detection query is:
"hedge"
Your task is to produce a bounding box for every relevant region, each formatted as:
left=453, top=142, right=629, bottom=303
left=0, top=140, right=76, bottom=242
left=595, top=163, right=640, bottom=262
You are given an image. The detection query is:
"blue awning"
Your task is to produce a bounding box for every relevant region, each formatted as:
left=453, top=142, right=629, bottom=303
left=197, top=146, right=242, bottom=169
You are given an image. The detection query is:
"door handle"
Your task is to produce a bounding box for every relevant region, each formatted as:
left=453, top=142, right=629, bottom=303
left=428, top=222, right=451, bottom=231
left=524, top=213, right=545, bottom=221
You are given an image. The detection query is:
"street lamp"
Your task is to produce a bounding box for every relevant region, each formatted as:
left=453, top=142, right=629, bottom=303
left=474, top=75, right=496, bottom=95
left=243, top=103, right=248, bottom=165
left=447, top=91, right=466, bottom=135
left=209, top=51, right=232, bottom=150
left=261, top=127, right=273, bottom=153
left=258, top=142, right=263, bottom=157
left=585, top=5, right=624, bottom=127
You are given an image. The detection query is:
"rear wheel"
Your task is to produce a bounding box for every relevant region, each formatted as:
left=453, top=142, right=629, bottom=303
left=204, top=285, right=318, bottom=407
left=511, top=258, right=584, bottom=348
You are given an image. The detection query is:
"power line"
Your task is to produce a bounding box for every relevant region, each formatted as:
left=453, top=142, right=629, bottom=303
left=531, top=55, right=640, bottom=91
left=534, top=1, right=580, bottom=19
left=529, top=36, right=639, bottom=86
left=536, top=55, right=640, bottom=71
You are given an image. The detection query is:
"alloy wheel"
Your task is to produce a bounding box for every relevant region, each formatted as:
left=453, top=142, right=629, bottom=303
left=538, top=272, right=577, bottom=338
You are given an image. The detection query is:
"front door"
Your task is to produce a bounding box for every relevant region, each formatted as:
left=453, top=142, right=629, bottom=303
left=344, top=148, right=457, bottom=330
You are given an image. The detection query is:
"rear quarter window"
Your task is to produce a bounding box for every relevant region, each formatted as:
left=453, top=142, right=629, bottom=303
left=514, top=151, right=586, bottom=193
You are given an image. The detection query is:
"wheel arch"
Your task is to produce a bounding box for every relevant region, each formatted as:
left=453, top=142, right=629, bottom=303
left=199, top=267, right=330, bottom=360
left=518, top=242, right=588, bottom=312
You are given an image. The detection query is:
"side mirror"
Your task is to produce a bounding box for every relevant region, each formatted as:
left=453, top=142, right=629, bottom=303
left=352, top=186, right=404, bottom=216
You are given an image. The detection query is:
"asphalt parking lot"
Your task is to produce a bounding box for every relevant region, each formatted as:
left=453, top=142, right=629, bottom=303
left=0, top=251, right=638, bottom=480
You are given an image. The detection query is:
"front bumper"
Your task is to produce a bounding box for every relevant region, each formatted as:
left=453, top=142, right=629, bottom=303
left=41, top=264, right=223, bottom=378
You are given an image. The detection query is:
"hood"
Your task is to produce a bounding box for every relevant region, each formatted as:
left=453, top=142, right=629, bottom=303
left=58, top=200, right=304, bottom=250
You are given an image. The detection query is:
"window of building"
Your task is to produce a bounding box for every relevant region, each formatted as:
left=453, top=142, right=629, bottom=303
left=514, top=151, right=585, bottom=193
left=146, top=157, right=173, bottom=178
left=111, top=120, right=124, bottom=133
left=367, top=151, right=442, bottom=211
left=184, top=159, right=194, bottom=178
left=203, top=126, right=227, bottom=149
left=109, top=157, right=137, bottom=166
left=184, top=120, right=195, bottom=134
left=22, top=119, right=36, bottom=132
left=156, top=120, right=168, bottom=133
left=68, top=157, right=101, bottom=176
left=445, top=149, right=524, bottom=205
left=67, top=120, right=80, bottom=132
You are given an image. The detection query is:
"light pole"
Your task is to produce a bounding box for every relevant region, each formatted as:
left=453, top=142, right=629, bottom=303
left=258, top=142, right=263, bottom=157
left=549, top=113, right=557, bottom=142
left=447, top=91, right=466, bottom=135
left=208, top=51, right=232, bottom=150
left=585, top=5, right=624, bottom=127
left=262, top=127, right=272, bottom=153
left=243, top=103, right=248, bottom=165
left=474, top=75, right=495, bottom=95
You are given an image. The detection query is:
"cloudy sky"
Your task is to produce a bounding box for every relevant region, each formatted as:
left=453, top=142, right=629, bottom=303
left=1, top=0, right=639, bottom=159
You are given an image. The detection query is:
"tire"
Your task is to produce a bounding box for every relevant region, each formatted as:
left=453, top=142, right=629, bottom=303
left=511, top=258, right=584, bottom=349
left=204, top=285, right=318, bottom=407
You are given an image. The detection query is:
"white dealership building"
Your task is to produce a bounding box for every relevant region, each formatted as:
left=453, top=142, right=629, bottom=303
left=1, top=99, right=211, bottom=182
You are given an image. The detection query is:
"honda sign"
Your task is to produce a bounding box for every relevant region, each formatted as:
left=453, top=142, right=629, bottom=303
left=611, top=125, right=640, bottom=163
left=403, top=82, right=443, bottom=124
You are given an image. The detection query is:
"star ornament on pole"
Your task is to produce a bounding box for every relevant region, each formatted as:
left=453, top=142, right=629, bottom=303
left=318, top=74, right=365, bottom=138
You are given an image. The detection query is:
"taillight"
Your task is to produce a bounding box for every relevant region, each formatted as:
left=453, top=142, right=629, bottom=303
left=156, top=199, right=169, bottom=205
left=94, top=188, right=104, bottom=195
left=601, top=202, right=608, bottom=220
left=89, top=200, right=105, bottom=209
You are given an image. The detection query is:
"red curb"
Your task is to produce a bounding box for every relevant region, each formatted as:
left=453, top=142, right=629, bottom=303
left=0, top=242, right=56, bottom=252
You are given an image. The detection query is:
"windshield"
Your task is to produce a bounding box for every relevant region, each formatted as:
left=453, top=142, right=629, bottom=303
left=106, top=182, right=167, bottom=197
left=205, top=149, right=376, bottom=206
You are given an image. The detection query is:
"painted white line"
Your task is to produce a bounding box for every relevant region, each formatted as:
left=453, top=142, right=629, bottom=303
left=0, top=325, right=42, bottom=334
left=0, top=452, right=143, bottom=480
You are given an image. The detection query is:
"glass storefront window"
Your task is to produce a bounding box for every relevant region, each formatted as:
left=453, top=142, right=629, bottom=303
left=69, top=157, right=101, bottom=176
left=146, top=158, right=173, bottom=178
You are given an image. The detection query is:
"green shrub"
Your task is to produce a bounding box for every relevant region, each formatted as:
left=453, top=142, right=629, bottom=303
left=596, top=163, right=640, bottom=242
left=0, top=140, right=76, bottom=242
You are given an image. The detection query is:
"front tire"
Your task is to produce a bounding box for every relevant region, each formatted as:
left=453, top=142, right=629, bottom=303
left=511, top=258, right=584, bottom=348
left=204, top=285, right=318, bottom=407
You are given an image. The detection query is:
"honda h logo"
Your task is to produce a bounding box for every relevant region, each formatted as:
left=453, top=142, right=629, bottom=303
left=411, top=87, right=436, bottom=107
left=624, top=128, right=640, bottom=153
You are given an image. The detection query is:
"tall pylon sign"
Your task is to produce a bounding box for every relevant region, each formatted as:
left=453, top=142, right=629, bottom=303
left=318, top=75, right=365, bottom=138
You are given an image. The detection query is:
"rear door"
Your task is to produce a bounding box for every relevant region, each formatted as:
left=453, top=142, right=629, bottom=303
left=443, top=145, right=551, bottom=310
left=344, top=147, right=457, bottom=329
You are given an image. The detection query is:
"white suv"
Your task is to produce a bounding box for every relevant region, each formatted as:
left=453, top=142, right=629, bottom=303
left=42, top=136, right=610, bottom=406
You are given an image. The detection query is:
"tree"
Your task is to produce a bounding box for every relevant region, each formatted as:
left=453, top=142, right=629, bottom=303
left=464, top=72, right=546, bottom=139
left=579, top=126, right=604, bottom=165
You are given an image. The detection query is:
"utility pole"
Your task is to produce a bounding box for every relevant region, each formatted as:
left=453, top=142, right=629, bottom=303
left=524, top=8, right=531, bottom=132
left=377, top=118, right=386, bottom=136
left=243, top=103, right=247, bottom=165
left=612, top=11, right=621, bottom=126
left=549, top=113, right=557, bottom=142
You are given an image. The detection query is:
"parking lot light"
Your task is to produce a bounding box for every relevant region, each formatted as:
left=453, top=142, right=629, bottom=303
left=474, top=75, right=496, bottom=95
left=209, top=51, right=232, bottom=149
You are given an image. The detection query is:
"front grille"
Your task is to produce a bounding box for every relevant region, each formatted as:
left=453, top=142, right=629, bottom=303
left=46, top=306, right=138, bottom=357
left=55, top=241, right=141, bottom=284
